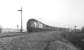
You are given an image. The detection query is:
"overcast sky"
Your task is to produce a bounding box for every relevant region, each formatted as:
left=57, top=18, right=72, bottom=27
left=0, top=0, right=84, bottom=29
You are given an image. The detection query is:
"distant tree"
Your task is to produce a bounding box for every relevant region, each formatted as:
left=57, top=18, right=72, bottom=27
left=0, top=25, right=2, bottom=33
left=0, top=28, right=2, bottom=33
left=81, top=27, right=84, bottom=32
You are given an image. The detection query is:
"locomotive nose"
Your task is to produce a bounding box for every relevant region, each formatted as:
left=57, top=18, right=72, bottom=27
left=26, top=19, right=47, bottom=32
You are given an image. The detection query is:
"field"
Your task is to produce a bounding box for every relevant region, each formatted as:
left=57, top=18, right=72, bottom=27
left=0, top=31, right=82, bottom=50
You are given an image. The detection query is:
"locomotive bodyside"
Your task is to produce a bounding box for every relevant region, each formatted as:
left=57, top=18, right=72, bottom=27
left=27, top=19, right=69, bottom=32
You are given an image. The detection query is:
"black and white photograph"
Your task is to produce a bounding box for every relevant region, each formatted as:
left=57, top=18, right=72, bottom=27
left=0, top=0, right=84, bottom=50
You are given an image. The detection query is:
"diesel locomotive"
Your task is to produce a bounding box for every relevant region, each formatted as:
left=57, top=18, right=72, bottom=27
left=26, top=19, right=69, bottom=32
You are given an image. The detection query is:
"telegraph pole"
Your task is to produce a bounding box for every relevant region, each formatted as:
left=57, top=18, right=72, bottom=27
left=74, top=25, right=77, bottom=32
left=18, top=7, right=23, bottom=32
left=17, top=24, right=19, bottom=31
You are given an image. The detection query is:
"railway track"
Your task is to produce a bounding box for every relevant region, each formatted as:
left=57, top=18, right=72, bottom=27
left=0, top=31, right=56, bottom=38
left=0, top=32, right=29, bottom=38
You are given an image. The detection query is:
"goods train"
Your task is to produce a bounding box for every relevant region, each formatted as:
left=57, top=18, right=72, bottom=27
left=26, top=19, right=69, bottom=32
